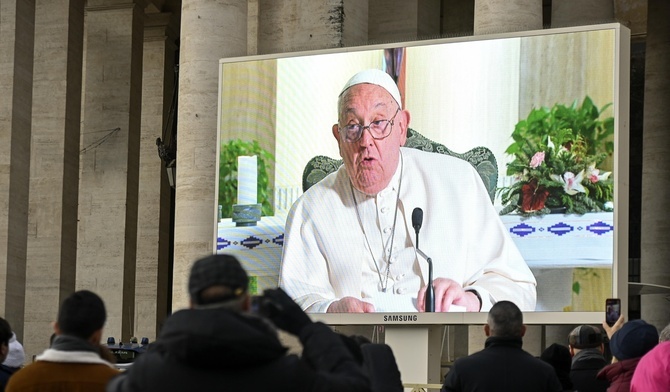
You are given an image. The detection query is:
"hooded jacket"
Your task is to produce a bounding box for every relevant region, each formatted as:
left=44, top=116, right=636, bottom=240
left=630, top=342, right=670, bottom=392
left=107, top=307, right=370, bottom=392
left=570, top=348, right=609, bottom=392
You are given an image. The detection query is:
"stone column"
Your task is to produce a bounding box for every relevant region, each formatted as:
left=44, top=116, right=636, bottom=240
left=258, top=0, right=367, bottom=54
left=172, top=0, right=247, bottom=310
left=469, top=0, right=544, bottom=356
left=441, top=0, right=475, bottom=36
left=0, top=0, right=35, bottom=338
left=23, top=0, right=84, bottom=361
left=135, top=12, right=177, bottom=342
left=369, top=0, right=439, bottom=42
left=248, top=0, right=259, bottom=55
left=474, top=0, right=542, bottom=35
left=551, top=0, right=615, bottom=28
left=641, top=0, right=670, bottom=330
left=78, top=0, right=144, bottom=342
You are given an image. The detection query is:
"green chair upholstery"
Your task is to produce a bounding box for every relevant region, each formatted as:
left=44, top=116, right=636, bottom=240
left=302, top=128, right=498, bottom=203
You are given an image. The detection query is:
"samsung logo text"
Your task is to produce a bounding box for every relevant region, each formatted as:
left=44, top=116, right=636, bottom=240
left=382, top=314, right=418, bottom=322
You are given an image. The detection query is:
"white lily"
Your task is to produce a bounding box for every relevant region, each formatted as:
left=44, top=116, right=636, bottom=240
left=550, top=171, right=586, bottom=195
left=587, top=163, right=611, bottom=183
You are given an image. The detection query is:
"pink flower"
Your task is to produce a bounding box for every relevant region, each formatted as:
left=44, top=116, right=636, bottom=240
left=529, top=152, right=545, bottom=168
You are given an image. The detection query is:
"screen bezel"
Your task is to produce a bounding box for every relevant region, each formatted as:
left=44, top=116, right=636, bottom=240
left=216, top=23, right=631, bottom=325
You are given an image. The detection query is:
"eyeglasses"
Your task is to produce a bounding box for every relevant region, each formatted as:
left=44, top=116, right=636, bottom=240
left=339, top=108, right=400, bottom=143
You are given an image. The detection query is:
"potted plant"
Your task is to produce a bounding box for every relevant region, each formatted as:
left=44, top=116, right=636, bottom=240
left=218, top=139, right=275, bottom=219
left=498, top=97, right=614, bottom=217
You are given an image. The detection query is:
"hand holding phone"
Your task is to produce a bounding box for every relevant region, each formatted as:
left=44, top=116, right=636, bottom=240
left=605, top=298, right=621, bottom=327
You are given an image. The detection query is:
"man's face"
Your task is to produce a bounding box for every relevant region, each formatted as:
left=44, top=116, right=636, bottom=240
left=332, top=84, right=408, bottom=195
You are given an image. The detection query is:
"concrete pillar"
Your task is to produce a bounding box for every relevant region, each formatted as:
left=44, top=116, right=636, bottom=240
left=0, top=0, right=35, bottom=338
left=641, top=0, right=670, bottom=330
left=369, top=0, right=439, bottom=42
left=473, top=0, right=542, bottom=35
left=78, top=0, right=144, bottom=342
left=258, top=0, right=367, bottom=54
left=23, top=0, right=84, bottom=361
left=441, top=0, right=475, bottom=36
left=460, top=0, right=544, bottom=360
left=172, top=0, right=247, bottom=310
left=464, top=323, right=544, bottom=356
left=545, top=324, right=576, bottom=347
left=135, top=12, right=177, bottom=342
left=614, top=0, right=647, bottom=37
left=552, top=0, right=615, bottom=28
left=248, top=0, right=259, bottom=55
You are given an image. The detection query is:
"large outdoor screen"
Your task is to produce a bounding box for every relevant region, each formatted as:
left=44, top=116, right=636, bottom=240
left=216, top=23, right=630, bottom=325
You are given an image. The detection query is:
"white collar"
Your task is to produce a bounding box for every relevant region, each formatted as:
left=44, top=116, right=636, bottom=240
left=35, top=348, right=116, bottom=368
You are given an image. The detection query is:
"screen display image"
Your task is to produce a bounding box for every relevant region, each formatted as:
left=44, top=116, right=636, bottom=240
left=216, top=24, right=630, bottom=323
left=606, top=298, right=622, bottom=326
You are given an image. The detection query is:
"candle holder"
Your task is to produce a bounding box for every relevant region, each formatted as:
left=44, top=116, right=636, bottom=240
left=232, top=203, right=262, bottom=226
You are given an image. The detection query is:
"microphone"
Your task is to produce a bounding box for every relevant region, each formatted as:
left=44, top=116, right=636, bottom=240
left=412, top=208, right=434, bottom=313
left=412, top=207, right=423, bottom=248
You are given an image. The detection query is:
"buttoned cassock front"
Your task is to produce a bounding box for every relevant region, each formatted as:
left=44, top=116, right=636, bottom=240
left=279, top=148, right=537, bottom=312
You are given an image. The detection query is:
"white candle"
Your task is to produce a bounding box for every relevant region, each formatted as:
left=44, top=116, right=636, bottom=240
left=237, top=155, right=258, bottom=205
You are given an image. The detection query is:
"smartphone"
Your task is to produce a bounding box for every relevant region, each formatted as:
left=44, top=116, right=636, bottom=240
left=605, top=298, right=621, bottom=326
left=250, top=295, right=263, bottom=314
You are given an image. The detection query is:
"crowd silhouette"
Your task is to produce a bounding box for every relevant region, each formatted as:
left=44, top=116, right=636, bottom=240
left=0, top=254, right=667, bottom=392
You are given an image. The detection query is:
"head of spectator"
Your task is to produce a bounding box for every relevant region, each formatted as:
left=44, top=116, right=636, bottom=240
left=188, top=254, right=251, bottom=311
left=2, top=332, right=25, bottom=369
left=485, top=300, right=525, bottom=338
left=332, top=68, right=411, bottom=196
left=55, top=290, right=107, bottom=346
left=541, top=343, right=573, bottom=391
left=609, top=319, right=658, bottom=362
left=0, top=318, right=13, bottom=364
left=658, top=322, right=670, bottom=342
left=568, top=324, right=604, bottom=355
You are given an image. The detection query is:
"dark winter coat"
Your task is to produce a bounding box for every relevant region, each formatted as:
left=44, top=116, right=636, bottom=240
left=106, top=308, right=370, bottom=392
left=442, top=336, right=562, bottom=392
left=596, top=357, right=641, bottom=392
left=570, top=348, right=609, bottom=392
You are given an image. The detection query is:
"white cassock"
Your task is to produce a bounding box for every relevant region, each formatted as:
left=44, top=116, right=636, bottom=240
left=279, top=147, right=537, bottom=312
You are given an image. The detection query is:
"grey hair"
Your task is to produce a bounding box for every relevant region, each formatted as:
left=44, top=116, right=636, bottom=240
left=660, top=322, right=670, bottom=342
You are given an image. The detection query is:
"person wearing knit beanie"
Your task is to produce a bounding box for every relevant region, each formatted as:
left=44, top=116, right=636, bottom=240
left=597, top=319, right=659, bottom=391
left=608, top=319, right=658, bottom=361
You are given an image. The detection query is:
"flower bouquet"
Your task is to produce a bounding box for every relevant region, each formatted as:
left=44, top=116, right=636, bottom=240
left=498, top=97, right=614, bottom=217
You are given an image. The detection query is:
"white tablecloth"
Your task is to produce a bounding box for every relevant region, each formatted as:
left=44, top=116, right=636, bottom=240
left=217, top=214, right=286, bottom=293
left=499, top=212, right=614, bottom=269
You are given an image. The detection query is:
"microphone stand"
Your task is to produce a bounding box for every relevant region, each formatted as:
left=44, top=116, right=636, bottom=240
left=415, top=242, right=435, bottom=313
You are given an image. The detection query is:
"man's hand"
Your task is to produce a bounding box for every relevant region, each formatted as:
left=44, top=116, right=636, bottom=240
left=602, top=315, right=625, bottom=339
left=417, top=278, right=480, bottom=312
left=261, top=288, right=313, bottom=336
left=327, top=297, right=375, bottom=313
